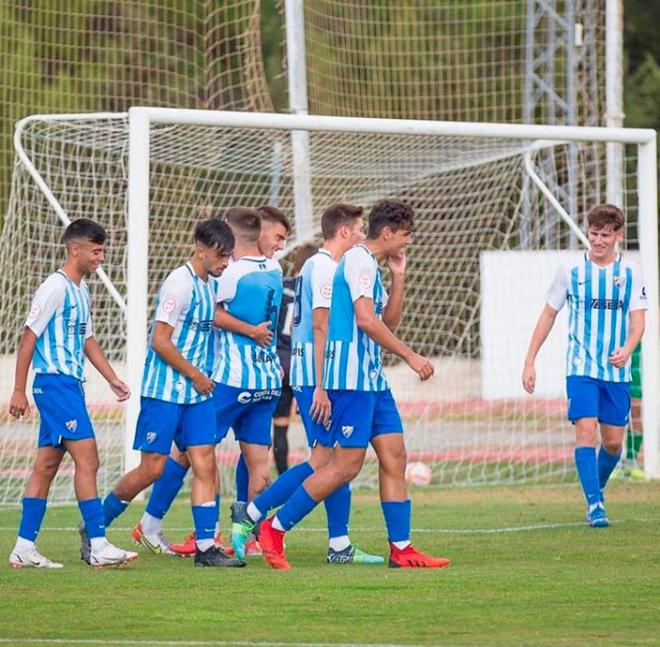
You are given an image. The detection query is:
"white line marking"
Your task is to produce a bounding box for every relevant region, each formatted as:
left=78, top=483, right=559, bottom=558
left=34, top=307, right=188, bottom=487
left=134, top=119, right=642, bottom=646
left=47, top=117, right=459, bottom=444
left=0, top=640, right=421, bottom=647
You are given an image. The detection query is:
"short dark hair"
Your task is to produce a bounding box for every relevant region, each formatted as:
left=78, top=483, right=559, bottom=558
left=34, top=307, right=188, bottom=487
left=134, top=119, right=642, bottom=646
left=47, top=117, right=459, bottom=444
left=367, top=199, right=414, bottom=239
left=587, top=204, right=625, bottom=231
left=63, top=218, right=107, bottom=245
left=291, top=241, right=319, bottom=275
left=194, top=217, right=235, bottom=255
left=320, top=203, right=363, bottom=239
left=224, top=206, right=262, bottom=243
left=257, top=205, right=292, bottom=234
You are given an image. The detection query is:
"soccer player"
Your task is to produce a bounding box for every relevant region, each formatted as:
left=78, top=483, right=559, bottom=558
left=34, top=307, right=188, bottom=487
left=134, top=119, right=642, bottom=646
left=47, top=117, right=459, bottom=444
left=138, top=206, right=290, bottom=557
left=98, top=217, right=245, bottom=568
left=272, top=242, right=319, bottom=475
left=522, top=204, right=647, bottom=527
left=8, top=218, right=134, bottom=568
left=232, top=203, right=384, bottom=565
left=256, top=199, right=451, bottom=570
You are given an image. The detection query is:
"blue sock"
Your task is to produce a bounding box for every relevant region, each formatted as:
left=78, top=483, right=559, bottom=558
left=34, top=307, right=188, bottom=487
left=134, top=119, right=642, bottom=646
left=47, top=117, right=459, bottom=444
left=102, top=491, right=129, bottom=528
left=275, top=486, right=318, bottom=531
left=79, top=497, right=106, bottom=539
left=145, top=457, right=188, bottom=519
left=192, top=503, right=217, bottom=541
left=574, top=446, right=602, bottom=506
left=381, top=500, right=411, bottom=542
left=253, top=462, right=314, bottom=519
left=598, top=445, right=622, bottom=490
left=17, top=497, right=47, bottom=542
left=236, top=453, right=249, bottom=503
left=324, top=482, right=351, bottom=539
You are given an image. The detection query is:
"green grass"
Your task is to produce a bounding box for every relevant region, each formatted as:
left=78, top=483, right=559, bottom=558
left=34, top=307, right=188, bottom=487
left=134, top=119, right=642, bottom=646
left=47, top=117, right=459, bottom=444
left=1, top=482, right=659, bottom=646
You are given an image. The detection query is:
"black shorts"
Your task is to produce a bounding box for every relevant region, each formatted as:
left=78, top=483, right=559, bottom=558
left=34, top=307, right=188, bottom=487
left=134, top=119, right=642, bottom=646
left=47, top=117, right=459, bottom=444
left=273, top=373, right=294, bottom=419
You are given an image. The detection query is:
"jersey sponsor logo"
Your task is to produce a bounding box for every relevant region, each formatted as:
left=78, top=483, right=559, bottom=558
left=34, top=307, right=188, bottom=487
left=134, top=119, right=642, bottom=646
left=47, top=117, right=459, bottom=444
left=238, top=389, right=281, bottom=404
left=190, top=319, right=214, bottom=332
left=32, top=387, right=43, bottom=394
left=292, top=347, right=305, bottom=357
left=238, top=391, right=253, bottom=404
left=146, top=431, right=157, bottom=444
left=251, top=348, right=277, bottom=364
left=358, top=270, right=372, bottom=290
left=589, top=298, right=624, bottom=310
left=161, top=297, right=176, bottom=314
left=65, top=419, right=78, bottom=432
left=341, top=425, right=354, bottom=438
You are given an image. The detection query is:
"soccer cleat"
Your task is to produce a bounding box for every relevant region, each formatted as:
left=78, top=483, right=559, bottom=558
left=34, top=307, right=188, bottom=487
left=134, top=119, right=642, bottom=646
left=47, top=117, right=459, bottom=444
left=388, top=543, right=451, bottom=569
left=586, top=502, right=609, bottom=528
left=170, top=531, right=235, bottom=557
left=131, top=522, right=176, bottom=555
left=327, top=544, right=385, bottom=565
left=88, top=539, right=136, bottom=568
left=9, top=548, right=64, bottom=569
left=622, top=463, right=646, bottom=481
left=258, top=517, right=291, bottom=571
left=231, top=519, right=255, bottom=560
left=194, top=545, right=246, bottom=568
left=245, top=537, right=262, bottom=557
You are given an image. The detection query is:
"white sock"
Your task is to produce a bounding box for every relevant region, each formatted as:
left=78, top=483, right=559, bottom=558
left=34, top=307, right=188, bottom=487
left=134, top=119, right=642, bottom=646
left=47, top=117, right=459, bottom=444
left=328, top=535, right=351, bottom=552
left=14, top=537, right=35, bottom=553
left=246, top=502, right=262, bottom=523
left=272, top=516, right=285, bottom=532
left=196, top=538, right=214, bottom=552
left=90, top=537, right=107, bottom=551
left=140, top=511, right=162, bottom=535
left=392, top=540, right=411, bottom=550
left=214, top=520, right=220, bottom=537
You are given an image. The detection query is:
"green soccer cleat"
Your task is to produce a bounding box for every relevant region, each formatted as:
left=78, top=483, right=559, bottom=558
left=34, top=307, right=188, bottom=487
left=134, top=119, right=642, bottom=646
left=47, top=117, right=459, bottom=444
left=326, top=544, right=385, bottom=565
left=622, top=463, right=646, bottom=481
left=231, top=519, right=255, bottom=561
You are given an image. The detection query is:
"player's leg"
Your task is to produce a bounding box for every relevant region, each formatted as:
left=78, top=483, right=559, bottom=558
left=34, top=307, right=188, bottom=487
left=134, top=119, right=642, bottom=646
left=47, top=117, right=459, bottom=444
left=272, top=378, right=294, bottom=475
left=9, top=445, right=64, bottom=569
left=371, top=391, right=449, bottom=569
left=624, top=397, right=645, bottom=479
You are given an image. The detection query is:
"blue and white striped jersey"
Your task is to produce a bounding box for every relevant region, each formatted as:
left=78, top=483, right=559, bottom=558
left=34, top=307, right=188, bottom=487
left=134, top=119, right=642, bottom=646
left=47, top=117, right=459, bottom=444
left=323, top=244, right=389, bottom=391
left=26, top=270, right=93, bottom=381
left=142, top=262, right=217, bottom=404
left=211, top=255, right=283, bottom=389
left=547, top=253, right=647, bottom=382
left=290, top=249, right=336, bottom=387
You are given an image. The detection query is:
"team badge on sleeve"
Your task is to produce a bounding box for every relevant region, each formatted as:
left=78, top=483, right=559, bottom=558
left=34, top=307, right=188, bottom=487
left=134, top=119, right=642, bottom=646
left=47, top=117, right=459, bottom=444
left=358, top=270, right=372, bottom=290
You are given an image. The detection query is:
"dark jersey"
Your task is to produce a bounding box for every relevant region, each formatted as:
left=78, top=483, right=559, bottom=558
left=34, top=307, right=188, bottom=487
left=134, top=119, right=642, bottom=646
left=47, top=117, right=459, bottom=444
left=276, top=276, right=296, bottom=375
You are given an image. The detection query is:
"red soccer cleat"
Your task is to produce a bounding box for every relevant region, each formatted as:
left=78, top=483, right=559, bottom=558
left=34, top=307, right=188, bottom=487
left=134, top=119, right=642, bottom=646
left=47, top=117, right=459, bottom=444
left=169, top=531, right=235, bottom=557
left=388, top=543, right=451, bottom=569
left=245, top=538, right=262, bottom=556
left=258, top=518, right=291, bottom=571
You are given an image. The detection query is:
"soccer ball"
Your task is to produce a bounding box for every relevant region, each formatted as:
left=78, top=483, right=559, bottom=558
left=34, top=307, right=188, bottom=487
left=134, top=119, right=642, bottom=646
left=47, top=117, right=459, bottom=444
left=405, top=461, right=432, bottom=486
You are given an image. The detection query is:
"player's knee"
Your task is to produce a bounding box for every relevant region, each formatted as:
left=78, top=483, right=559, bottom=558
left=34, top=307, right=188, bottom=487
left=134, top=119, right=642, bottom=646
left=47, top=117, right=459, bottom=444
left=75, top=454, right=100, bottom=476
left=141, top=456, right=166, bottom=484
left=34, top=459, right=59, bottom=482
left=603, top=440, right=623, bottom=455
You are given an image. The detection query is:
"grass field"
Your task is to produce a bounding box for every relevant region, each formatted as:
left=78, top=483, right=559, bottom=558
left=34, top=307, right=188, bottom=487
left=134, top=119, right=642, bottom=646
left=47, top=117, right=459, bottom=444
left=1, top=481, right=659, bottom=646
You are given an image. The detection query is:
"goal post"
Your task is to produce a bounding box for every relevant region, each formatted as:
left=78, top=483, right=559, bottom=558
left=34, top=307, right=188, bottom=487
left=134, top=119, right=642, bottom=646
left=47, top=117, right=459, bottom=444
left=0, top=107, right=656, bottom=506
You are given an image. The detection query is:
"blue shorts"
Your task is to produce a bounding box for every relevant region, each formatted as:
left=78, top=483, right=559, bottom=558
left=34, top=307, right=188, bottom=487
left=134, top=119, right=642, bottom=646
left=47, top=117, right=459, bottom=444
left=292, top=386, right=333, bottom=448
left=566, top=376, right=631, bottom=427
left=213, top=383, right=281, bottom=446
left=133, top=397, right=216, bottom=455
left=328, top=389, right=403, bottom=449
left=32, top=374, right=95, bottom=451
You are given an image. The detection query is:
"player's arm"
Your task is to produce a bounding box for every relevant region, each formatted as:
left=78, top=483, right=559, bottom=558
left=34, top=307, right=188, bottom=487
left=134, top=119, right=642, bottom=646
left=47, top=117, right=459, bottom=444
left=9, top=328, right=37, bottom=418
left=382, top=252, right=406, bottom=331
left=214, top=305, right=272, bottom=347
left=521, top=304, right=559, bottom=394
left=609, top=309, right=645, bottom=368
left=151, top=322, right=213, bottom=395
left=310, top=307, right=331, bottom=425
left=354, top=297, right=433, bottom=381
left=84, top=337, right=130, bottom=402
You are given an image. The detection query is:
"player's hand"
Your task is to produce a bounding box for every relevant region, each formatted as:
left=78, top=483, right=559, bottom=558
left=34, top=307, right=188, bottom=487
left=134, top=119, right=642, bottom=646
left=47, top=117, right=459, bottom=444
left=109, top=377, right=131, bottom=402
left=608, top=347, right=631, bottom=368
left=310, top=386, right=331, bottom=427
left=191, top=370, right=214, bottom=396
left=522, top=363, right=536, bottom=394
left=9, top=390, right=29, bottom=419
left=250, top=321, right=273, bottom=347
left=406, top=353, right=434, bottom=381
left=387, top=250, right=407, bottom=276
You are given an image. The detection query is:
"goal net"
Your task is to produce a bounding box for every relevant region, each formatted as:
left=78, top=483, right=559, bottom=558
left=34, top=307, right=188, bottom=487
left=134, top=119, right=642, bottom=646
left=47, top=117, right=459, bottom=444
left=0, top=109, right=655, bottom=505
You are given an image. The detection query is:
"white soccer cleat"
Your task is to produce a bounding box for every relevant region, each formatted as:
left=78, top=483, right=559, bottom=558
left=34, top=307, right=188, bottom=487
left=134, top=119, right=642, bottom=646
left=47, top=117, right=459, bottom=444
left=130, top=522, right=175, bottom=555
left=9, top=548, right=64, bottom=569
left=89, top=540, right=136, bottom=567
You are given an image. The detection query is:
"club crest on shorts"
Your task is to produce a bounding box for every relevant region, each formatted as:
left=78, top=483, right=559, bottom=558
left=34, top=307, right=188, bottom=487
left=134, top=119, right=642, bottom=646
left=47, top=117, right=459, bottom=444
left=146, top=431, right=157, bottom=444
left=341, top=425, right=354, bottom=438
left=65, top=419, right=78, bottom=432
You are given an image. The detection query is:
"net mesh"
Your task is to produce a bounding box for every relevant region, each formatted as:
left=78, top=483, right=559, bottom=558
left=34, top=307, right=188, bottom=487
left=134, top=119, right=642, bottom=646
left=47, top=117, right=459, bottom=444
left=0, top=116, right=641, bottom=503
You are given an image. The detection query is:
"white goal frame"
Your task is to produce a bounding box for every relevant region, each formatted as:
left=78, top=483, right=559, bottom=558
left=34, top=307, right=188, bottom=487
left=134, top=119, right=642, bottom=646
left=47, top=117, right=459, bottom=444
left=13, top=107, right=658, bottom=480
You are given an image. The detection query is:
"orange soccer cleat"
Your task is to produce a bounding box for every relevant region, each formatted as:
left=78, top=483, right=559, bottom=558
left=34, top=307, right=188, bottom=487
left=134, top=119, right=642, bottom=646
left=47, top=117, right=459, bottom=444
left=258, top=518, right=291, bottom=571
left=169, top=531, right=235, bottom=557
left=388, top=543, right=451, bottom=569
